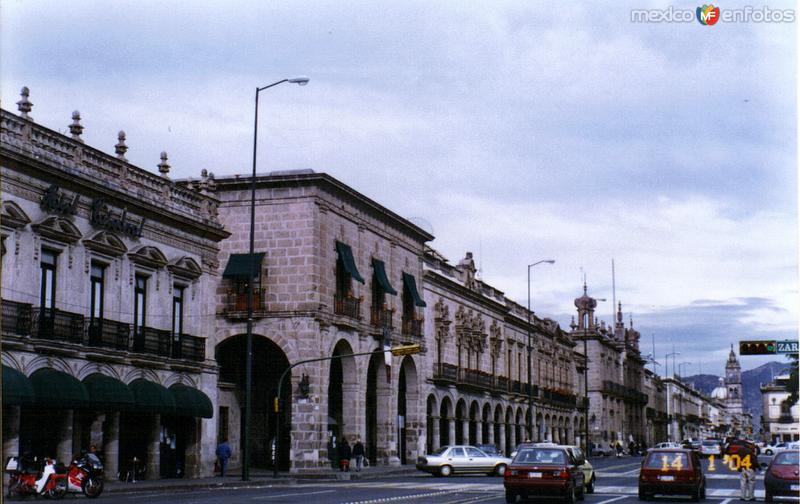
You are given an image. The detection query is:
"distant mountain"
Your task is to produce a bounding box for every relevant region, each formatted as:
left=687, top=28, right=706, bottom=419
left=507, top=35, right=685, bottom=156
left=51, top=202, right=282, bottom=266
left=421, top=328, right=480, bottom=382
left=682, top=361, right=791, bottom=428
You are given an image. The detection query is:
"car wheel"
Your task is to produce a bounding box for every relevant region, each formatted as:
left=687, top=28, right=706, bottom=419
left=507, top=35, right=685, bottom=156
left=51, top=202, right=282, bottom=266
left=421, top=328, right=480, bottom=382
left=495, top=464, right=507, bottom=477
left=586, top=475, right=595, bottom=494
left=765, top=491, right=773, bottom=503
left=439, top=465, right=452, bottom=477
left=638, top=488, right=649, bottom=501
left=505, top=491, right=516, bottom=503
left=578, top=484, right=585, bottom=501
left=691, top=488, right=700, bottom=502
left=700, top=484, right=706, bottom=499
left=765, top=449, right=773, bottom=455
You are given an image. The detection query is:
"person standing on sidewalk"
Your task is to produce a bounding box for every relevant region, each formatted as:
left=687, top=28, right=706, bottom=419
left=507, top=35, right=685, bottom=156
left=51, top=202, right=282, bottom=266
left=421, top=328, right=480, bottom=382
left=216, top=438, right=232, bottom=477
left=338, top=437, right=352, bottom=472
left=353, top=437, right=365, bottom=472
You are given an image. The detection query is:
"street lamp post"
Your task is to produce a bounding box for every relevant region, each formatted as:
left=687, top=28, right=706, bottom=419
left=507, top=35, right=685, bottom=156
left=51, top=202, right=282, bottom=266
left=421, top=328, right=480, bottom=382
left=666, top=351, right=680, bottom=379
left=243, top=76, right=309, bottom=482
left=678, top=362, right=692, bottom=380
left=527, top=259, right=554, bottom=441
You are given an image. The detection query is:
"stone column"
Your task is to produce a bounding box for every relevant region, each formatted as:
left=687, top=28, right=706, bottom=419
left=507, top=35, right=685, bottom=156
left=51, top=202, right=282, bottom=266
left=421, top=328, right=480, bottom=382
left=342, top=384, right=360, bottom=439
left=146, top=415, right=161, bottom=480
left=448, top=418, right=456, bottom=446
left=57, top=410, right=74, bottom=464
left=487, top=422, right=494, bottom=445
left=103, top=412, right=120, bottom=480
left=431, top=416, right=440, bottom=451
left=499, top=423, right=506, bottom=455
left=462, top=419, right=469, bottom=445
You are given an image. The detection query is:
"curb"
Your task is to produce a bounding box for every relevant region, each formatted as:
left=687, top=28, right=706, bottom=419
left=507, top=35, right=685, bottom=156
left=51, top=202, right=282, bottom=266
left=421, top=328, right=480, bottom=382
left=106, top=468, right=420, bottom=494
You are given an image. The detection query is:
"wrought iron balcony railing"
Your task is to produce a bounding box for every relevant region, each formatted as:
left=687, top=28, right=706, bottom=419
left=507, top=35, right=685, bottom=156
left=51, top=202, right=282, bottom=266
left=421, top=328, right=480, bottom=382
left=2, top=299, right=32, bottom=335
left=34, top=307, right=84, bottom=344
left=171, top=333, right=205, bottom=361
left=132, top=326, right=171, bottom=356
left=87, top=318, right=130, bottom=350
left=223, top=288, right=266, bottom=316
left=401, top=317, right=423, bottom=338
left=370, top=307, right=394, bottom=329
left=334, top=294, right=361, bottom=319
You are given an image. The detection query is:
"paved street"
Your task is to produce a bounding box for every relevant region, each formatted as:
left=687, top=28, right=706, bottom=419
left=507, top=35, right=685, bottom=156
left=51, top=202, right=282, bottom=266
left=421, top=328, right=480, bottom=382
left=100, top=455, right=794, bottom=504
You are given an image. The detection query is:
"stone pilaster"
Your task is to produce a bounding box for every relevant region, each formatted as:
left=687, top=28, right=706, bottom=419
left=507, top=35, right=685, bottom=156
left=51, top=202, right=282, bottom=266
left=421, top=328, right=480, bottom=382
left=146, top=415, right=160, bottom=479
left=57, top=410, right=74, bottom=464
left=103, top=412, right=120, bottom=480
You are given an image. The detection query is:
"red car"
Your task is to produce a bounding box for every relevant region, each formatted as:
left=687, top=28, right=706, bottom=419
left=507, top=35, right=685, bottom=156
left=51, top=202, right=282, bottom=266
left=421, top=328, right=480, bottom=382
left=638, top=448, right=706, bottom=501
left=504, top=446, right=585, bottom=503
left=764, top=450, right=800, bottom=502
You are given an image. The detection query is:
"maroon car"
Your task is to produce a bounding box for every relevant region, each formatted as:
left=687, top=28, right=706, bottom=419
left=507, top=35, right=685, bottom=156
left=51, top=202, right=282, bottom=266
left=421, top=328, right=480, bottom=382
left=764, top=450, right=800, bottom=502
left=504, top=446, right=585, bottom=503
left=638, top=448, right=705, bottom=501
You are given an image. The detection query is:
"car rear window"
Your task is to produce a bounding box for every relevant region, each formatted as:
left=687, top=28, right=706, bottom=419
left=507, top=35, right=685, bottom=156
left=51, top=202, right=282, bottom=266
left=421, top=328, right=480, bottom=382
left=702, top=440, right=718, bottom=446
left=773, top=451, right=800, bottom=466
left=514, top=448, right=567, bottom=464
left=644, top=452, right=689, bottom=470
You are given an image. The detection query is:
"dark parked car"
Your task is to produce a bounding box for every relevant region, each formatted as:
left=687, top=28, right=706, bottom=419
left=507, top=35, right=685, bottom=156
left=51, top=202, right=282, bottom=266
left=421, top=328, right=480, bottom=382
left=638, top=448, right=705, bottom=501
left=504, top=446, right=585, bottom=503
left=764, top=450, right=800, bottom=502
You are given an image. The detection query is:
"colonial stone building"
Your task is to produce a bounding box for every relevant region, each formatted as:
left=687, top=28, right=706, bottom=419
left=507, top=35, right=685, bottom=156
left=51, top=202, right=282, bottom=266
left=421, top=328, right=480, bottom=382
left=422, top=248, right=584, bottom=457
left=1, top=89, right=227, bottom=480
left=209, top=171, right=432, bottom=472
left=760, top=373, right=799, bottom=442
left=643, top=368, right=668, bottom=446
left=571, top=285, right=648, bottom=447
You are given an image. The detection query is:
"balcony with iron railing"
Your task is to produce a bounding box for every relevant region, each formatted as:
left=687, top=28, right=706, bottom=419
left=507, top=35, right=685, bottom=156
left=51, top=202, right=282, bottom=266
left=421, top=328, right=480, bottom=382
left=334, top=294, right=361, bottom=319
left=87, top=318, right=130, bottom=350
left=434, top=363, right=459, bottom=383
left=132, top=327, right=171, bottom=356
left=171, top=334, right=206, bottom=362
left=223, top=288, right=266, bottom=318
left=401, top=316, right=423, bottom=338
left=2, top=299, right=32, bottom=336
left=33, top=307, right=84, bottom=344
left=370, top=306, right=394, bottom=329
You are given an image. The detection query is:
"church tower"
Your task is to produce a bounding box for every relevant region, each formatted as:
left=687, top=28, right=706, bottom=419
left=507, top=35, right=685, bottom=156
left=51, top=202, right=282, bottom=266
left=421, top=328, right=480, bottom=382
left=724, top=344, right=744, bottom=414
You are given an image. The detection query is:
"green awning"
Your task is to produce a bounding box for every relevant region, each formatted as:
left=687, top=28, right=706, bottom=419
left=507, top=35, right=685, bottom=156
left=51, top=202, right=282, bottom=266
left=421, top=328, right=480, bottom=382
left=3, top=365, right=34, bottom=406
left=129, top=379, right=175, bottom=415
left=335, top=241, right=364, bottom=284
left=83, top=373, right=134, bottom=411
left=222, top=253, right=265, bottom=280
left=30, top=368, right=89, bottom=409
left=170, top=384, right=213, bottom=418
left=371, top=258, right=397, bottom=295
left=402, top=273, right=426, bottom=307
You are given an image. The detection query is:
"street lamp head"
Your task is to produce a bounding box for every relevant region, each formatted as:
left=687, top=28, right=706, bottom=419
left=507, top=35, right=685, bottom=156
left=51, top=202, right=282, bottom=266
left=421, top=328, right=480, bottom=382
left=288, top=76, right=310, bottom=86
left=544, top=259, right=555, bottom=264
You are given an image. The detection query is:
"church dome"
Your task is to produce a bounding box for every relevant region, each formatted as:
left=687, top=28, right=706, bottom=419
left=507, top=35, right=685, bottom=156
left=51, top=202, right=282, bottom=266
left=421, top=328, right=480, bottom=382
left=710, top=377, right=727, bottom=399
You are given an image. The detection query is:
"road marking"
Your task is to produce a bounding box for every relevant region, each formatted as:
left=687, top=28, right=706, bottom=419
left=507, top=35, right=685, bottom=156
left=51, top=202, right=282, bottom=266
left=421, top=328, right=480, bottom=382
left=596, top=462, right=645, bottom=471
left=251, top=489, right=336, bottom=500
left=595, top=496, right=629, bottom=504
left=719, top=498, right=733, bottom=504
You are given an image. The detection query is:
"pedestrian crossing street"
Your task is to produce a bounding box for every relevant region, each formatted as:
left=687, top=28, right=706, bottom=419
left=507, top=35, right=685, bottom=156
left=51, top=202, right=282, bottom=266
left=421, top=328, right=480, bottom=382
left=304, top=481, right=764, bottom=498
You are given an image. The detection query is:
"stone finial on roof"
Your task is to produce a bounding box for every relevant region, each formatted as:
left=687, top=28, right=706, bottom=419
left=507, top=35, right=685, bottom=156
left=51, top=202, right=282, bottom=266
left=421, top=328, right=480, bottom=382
left=158, top=151, right=170, bottom=178
left=115, top=131, right=129, bottom=161
left=17, top=86, right=33, bottom=119
left=69, top=111, right=84, bottom=142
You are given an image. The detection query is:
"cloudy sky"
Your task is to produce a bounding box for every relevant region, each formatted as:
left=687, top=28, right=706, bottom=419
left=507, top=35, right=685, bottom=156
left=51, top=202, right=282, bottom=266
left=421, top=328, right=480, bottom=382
left=2, top=0, right=796, bottom=375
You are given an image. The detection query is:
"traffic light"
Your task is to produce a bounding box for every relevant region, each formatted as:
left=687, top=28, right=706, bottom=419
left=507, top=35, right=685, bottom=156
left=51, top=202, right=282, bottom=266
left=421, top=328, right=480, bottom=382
left=739, top=340, right=777, bottom=355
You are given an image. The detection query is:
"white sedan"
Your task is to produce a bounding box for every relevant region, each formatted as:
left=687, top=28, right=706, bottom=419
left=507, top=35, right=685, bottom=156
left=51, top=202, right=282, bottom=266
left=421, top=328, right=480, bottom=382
left=416, top=445, right=511, bottom=477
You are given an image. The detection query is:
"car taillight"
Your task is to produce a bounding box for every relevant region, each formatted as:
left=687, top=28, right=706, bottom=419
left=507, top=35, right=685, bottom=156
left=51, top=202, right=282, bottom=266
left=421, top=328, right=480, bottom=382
left=554, top=469, right=569, bottom=478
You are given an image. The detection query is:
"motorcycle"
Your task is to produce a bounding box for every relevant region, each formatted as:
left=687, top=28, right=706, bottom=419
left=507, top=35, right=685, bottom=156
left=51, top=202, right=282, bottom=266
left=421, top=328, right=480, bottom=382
left=5, top=455, right=64, bottom=499
left=52, top=451, right=105, bottom=498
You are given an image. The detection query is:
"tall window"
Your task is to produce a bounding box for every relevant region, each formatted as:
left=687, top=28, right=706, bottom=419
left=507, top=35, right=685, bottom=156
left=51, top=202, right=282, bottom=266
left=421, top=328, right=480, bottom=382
left=172, top=285, right=184, bottom=357
left=40, top=250, right=57, bottom=311
left=336, top=255, right=352, bottom=298
left=90, top=263, right=105, bottom=321
left=134, top=275, right=147, bottom=339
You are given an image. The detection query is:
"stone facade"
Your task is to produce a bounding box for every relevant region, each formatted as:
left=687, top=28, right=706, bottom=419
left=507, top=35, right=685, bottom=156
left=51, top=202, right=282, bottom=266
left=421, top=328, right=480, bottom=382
left=571, top=285, right=648, bottom=447
left=210, top=171, right=432, bottom=472
left=1, top=91, right=228, bottom=481
left=760, top=374, right=799, bottom=442
left=422, top=248, right=584, bottom=457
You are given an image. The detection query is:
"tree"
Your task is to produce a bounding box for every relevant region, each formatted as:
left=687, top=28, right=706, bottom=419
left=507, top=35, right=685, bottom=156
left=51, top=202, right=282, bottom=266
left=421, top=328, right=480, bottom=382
left=786, top=354, right=799, bottom=406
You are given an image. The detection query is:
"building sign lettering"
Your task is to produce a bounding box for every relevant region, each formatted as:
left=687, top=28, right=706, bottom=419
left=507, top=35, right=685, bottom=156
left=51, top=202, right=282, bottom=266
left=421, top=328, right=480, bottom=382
left=90, top=199, right=145, bottom=238
left=40, top=185, right=79, bottom=215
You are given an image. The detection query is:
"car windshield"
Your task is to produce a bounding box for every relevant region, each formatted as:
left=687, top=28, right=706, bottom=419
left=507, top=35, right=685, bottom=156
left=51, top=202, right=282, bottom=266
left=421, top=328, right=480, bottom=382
left=514, top=448, right=567, bottom=465
left=644, top=452, right=689, bottom=470
left=774, top=451, right=800, bottom=466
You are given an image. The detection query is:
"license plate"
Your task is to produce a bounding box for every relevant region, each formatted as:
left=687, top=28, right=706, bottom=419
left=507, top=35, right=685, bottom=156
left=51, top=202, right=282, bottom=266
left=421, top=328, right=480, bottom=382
left=529, top=472, right=542, bottom=478
left=659, top=475, right=675, bottom=481
left=791, top=485, right=799, bottom=491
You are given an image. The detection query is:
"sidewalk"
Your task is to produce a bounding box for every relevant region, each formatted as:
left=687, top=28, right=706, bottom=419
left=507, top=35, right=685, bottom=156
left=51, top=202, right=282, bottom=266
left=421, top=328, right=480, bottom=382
left=105, top=465, right=419, bottom=494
